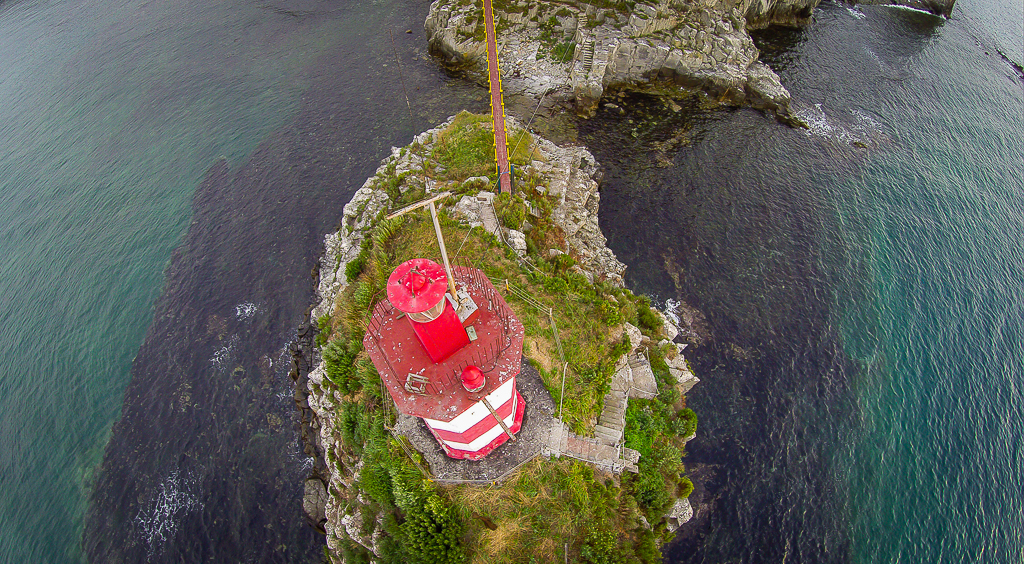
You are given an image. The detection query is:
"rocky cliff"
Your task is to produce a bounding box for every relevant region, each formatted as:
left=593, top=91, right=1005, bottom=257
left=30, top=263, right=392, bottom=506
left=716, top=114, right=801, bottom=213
left=425, top=0, right=822, bottom=119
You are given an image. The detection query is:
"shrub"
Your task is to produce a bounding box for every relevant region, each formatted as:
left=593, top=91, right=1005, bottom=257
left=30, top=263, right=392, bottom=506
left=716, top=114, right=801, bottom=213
left=316, top=314, right=333, bottom=347
left=323, top=339, right=360, bottom=395
left=637, top=304, right=662, bottom=334
left=634, top=469, right=671, bottom=517
left=676, top=408, right=697, bottom=438
left=339, top=401, right=370, bottom=450
left=494, top=192, right=527, bottom=228
left=345, top=239, right=371, bottom=282
left=678, top=476, right=694, bottom=499
left=401, top=495, right=465, bottom=564
left=580, top=525, right=618, bottom=564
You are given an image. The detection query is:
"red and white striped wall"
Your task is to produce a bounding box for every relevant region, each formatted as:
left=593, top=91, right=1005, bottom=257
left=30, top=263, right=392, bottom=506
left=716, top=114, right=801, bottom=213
left=423, top=377, right=525, bottom=460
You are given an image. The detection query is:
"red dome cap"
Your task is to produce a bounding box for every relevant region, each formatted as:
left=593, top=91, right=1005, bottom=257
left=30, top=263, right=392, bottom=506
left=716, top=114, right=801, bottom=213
left=386, top=258, right=448, bottom=314
left=461, top=365, right=486, bottom=393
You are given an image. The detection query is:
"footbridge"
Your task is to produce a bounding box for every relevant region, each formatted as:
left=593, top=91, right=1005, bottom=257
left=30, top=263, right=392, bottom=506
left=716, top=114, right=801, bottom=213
left=482, top=0, right=512, bottom=194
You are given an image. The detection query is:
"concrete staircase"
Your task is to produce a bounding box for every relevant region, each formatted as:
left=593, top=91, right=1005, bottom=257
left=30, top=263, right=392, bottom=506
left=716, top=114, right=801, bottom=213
left=594, top=385, right=626, bottom=445
left=544, top=417, right=639, bottom=473
left=580, top=39, right=595, bottom=69
left=540, top=325, right=659, bottom=474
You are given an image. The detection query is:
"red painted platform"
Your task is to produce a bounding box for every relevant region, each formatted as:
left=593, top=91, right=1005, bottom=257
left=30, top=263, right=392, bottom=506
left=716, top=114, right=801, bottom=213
left=364, top=266, right=525, bottom=422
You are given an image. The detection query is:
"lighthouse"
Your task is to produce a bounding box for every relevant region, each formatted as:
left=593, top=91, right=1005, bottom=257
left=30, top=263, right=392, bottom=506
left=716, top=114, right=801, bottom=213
left=363, top=256, right=526, bottom=460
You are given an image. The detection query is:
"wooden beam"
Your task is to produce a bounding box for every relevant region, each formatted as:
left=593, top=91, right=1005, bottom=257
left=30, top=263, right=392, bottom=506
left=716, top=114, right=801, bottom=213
left=385, top=191, right=452, bottom=220
left=482, top=397, right=516, bottom=441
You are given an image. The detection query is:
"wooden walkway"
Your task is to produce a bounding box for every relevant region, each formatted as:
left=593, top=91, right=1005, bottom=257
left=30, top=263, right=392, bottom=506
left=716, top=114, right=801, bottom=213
left=482, top=0, right=512, bottom=194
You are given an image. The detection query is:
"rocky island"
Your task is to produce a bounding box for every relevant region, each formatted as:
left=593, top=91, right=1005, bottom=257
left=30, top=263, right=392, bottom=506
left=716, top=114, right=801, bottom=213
left=296, top=113, right=701, bottom=563
left=425, top=0, right=818, bottom=120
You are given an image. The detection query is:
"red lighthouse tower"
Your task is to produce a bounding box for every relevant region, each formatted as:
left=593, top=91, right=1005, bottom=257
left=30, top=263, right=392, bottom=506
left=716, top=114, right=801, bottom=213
left=364, top=255, right=526, bottom=460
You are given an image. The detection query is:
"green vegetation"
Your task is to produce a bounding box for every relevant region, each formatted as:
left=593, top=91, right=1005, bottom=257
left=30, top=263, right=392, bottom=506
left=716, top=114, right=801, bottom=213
left=428, top=111, right=534, bottom=185
left=550, top=40, right=577, bottom=62
left=315, top=113, right=696, bottom=563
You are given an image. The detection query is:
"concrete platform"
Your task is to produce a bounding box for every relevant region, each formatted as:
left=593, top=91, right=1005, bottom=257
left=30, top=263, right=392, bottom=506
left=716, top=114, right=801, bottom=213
left=394, top=359, right=555, bottom=483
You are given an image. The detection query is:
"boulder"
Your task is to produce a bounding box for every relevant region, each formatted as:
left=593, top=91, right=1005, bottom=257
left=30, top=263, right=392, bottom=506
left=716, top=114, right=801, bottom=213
left=302, top=478, right=328, bottom=525
left=507, top=229, right=528, bottom=256
left=665, top=497, right=693, bottom=532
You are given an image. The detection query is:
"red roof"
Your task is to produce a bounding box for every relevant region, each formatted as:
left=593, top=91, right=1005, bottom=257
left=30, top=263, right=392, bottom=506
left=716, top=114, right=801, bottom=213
left=387, top=258, right=448, bottom=314
left=364, top=266, right=525, bottom=421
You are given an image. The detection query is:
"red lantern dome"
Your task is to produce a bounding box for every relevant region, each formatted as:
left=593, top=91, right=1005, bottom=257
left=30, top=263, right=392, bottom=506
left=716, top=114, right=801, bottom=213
left=387, top=259, right=448, bottom=314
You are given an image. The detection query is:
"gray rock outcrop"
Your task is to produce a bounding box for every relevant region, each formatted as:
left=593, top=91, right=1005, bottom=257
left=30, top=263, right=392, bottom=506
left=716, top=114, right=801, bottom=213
left=666, top=497, right=694, bottom=531
left=425, top=0, right=824, bottom=119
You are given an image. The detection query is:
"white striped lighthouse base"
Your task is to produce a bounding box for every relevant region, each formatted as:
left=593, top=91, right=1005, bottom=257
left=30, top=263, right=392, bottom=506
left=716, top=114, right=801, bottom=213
left=422, top=377, right=525, bottom=460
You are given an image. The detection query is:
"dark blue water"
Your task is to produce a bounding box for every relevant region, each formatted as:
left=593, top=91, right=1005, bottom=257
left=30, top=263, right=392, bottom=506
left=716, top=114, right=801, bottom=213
left=0, top=0, right=1021, bottom=561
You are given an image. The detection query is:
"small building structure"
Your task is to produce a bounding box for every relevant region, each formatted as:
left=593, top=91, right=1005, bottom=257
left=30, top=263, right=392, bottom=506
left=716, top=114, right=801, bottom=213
left=364, top=258, right=526, bottom=460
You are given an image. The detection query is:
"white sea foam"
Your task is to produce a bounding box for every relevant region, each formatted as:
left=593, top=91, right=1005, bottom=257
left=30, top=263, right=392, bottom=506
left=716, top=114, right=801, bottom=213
left=235, top=302, right=261, bottom=320
left=210, top=344, right=233, bottom=371
left=134, top=470, right=202, bottom=555
left=209, top=335, right=240, bottom=372
left=879, top=3, right=943, bottom=16
left=795, top=104, right=875, bottom=146
left=845, top=5, right=866, bottom=19
left=663, top=298, right=682, bottom=326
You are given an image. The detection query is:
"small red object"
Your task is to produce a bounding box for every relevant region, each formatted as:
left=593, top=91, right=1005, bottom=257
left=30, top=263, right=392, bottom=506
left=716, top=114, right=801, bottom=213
left=387, top=259, right=448, bottom=314
left=461, top=365, right=486, bottom=392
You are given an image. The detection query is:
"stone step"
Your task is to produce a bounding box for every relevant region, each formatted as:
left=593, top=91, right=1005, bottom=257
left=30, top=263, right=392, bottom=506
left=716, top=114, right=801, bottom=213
left=594, top=425, right=622, bottom=444
left=602, top=404, right=625, bottom=419
left=599, top=408, right=623, bottom=421
left=604, top=394, right=626, bottom=409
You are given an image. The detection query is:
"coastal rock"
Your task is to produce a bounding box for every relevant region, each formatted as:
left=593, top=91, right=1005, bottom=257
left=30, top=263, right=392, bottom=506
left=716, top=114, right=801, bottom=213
left=624, top=322, right=643, bottom=352
left=665, top=497, right=694, bottom=532
left=424, top=0, right=821, bottom=119
left=506, top=228, right=528, bottom=256
left=666, top=344, right=700, bottom=394
left=656, top=310, right=679, bottom=341
left=302, top=478, right=328, bottom=526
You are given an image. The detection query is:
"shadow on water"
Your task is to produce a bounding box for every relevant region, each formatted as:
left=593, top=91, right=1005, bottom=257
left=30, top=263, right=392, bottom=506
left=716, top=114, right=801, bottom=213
left=580, top=87, right=866, bottom=562
left=83, top=1, right=486, bottom=561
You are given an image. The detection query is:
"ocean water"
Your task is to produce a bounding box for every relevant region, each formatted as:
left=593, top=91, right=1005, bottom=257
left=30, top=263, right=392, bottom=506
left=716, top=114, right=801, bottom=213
left=0, top=0, right=317, bottom=559
left=0, top=0, right=484, bottom=561
left=584, top=1, right=1023, bottom=562
left=0, top=0, right=1021, bottom=562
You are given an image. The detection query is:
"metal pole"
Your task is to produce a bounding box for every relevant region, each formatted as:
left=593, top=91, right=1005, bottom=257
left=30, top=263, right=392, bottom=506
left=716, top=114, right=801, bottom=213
left=429, top=201, right=459, bottom=302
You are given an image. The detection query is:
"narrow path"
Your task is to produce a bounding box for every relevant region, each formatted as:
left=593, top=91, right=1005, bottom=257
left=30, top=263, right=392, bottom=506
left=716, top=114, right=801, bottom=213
left=482, top=0, right=512, bottom=194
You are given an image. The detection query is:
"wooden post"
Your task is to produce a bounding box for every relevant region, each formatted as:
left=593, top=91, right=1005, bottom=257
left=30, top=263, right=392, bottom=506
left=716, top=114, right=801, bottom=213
left=482, top=397, right=515, bottom=441
left=429, top=201, right=459, bottom=301
left=386, top=191, right=459, bottom=304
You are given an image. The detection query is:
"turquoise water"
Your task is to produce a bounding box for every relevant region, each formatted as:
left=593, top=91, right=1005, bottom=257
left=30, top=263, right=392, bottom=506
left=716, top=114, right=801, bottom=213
left=0, top=0, right=336, bottom=559
left=834, top=7, right=1024, bottom=559
left=585, top=1, right=1023, bottom=562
